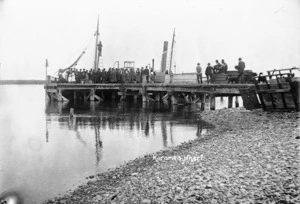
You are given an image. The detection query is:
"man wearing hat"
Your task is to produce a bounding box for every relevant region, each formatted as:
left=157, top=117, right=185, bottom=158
left=196, top=63, right=203, bottom=84
left=213, top=60, right=221, bottom=74
left=205, top=63, right=214, bottom=84
left=235, top=57, right=245, bottom=83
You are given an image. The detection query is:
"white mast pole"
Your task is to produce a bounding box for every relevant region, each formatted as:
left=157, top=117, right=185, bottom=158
left=45, top=58, right=48, bottom=83
left=94, top=16, right=99, bottom=70
left=169, top=28, right=175, bottom=74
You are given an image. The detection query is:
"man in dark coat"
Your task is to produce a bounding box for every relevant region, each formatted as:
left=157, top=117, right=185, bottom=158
left=196, top=63, right=202, bottom=84
left=136, top=68, right=141, bottom=83
left=110, top=68, right=117, bottom=83
left=101, top=68, right=107, bottom=83
left=140, top=67, right=144, bottom=82
left=235, top=57, right=245, bottom=83
left=205, top=63, right=213, bottom=84
left=129, top=68, right=136, bottom=83
left=144, top=66, right=150, bottom=83
left=220, top=59, right=228, bottom=74
left=213, top=60, right=221, bottom=74
left=116, top=68, right=121, bottom=83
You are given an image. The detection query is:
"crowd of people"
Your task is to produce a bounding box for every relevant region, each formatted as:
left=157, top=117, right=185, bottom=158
left=57, top=58, right=246, bottom=84
left=196, top=58, right=245, bottom=84
left=58, top=66, right=153, bottom=84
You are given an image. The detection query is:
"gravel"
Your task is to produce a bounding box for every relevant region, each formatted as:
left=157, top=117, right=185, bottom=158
left=44, top=108, right=300, bottom=204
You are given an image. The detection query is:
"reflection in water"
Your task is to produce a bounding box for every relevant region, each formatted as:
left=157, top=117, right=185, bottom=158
left=94, top=122, right=102, bottom=165
left=45, top=101, right=214, bottom=166
left=1, top=85, right=215, bottom=204
left=170, top=121, right=174, bottom=143
left=161, top=121, right=168, bottom=147
left=197, top=119, right=203, bottom=137
left=46, top=120, right=49, bottom=143
left=47, top=101, right=212, bottom=129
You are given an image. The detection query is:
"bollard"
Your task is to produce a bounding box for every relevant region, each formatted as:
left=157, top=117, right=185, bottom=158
left=70, top=108, right=74, bottom=118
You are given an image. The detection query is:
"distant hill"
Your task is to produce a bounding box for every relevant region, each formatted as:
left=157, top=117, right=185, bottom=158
left=0, top=80, right=45, bottom=85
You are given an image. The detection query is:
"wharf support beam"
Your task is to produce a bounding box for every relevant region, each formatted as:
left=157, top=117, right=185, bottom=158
left=84, top=89, right=103, bottom=102
left=140, top=86, right=156, bottom=102
left=45, top=83, right=255, bottom=107
left=48, top=89, right=69, bottom=102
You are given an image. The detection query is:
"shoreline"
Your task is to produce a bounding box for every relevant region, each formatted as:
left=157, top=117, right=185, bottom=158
left=45, top=108, right=300, bottom=204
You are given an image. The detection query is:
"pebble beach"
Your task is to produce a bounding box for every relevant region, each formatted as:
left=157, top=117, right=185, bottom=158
left=45, top=108, right=300, bottom=204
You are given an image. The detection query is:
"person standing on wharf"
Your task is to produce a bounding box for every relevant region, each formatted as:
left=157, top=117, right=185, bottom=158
left=196, top=63, right=203, bottom=84
left=235, top=57, right=245, bottom=83
left=205, top=63, right=213, bottom=84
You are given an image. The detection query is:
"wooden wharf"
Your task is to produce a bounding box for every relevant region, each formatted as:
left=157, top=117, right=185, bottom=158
left=45, top=82, right=255, bottom=110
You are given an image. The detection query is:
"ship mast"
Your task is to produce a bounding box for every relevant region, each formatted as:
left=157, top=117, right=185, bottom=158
left=94, top=16, right=99, bottom=70
left=168, top=28, right=175, bottom=74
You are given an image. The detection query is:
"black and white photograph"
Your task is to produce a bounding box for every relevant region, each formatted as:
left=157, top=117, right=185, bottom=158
left=0, top=0, right=299, bottom=203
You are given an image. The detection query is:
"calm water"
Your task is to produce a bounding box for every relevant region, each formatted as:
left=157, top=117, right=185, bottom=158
left=0, top=85, right=236, bottom=204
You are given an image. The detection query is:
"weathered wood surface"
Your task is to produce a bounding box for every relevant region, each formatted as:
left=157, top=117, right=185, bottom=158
left=255, top=80, right=299, bottom=111
left=256, top=89, right=291, bottom=94
left=45, top=80, right=299, bottom=112
left=239, top=88, right=261, bottom=110
left=45, top=83, right=254, bottom=95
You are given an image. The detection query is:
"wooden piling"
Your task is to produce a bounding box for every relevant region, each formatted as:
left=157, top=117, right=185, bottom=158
left=57, top=89, right=63, bottom=102
left=83, top=91, right=89, bottom=102
left=235, top=96, right=239, bottom=107
left=70, top=108, right=74, bottom=118
left=201, top=94, right=205, bottom=111
left=58, top=102, right=63, bottom=114
left=205, top=94, right=210, bottom=103
left=210, top=95, right=216, bottom=110
left=155, top=93, right=160, bottom=102
left=228, top=96, right=233, bottom=108
left=73, top=91, right=77, bottom=101
left=89, top=102, right=95, bottom=113
left=171, top=94, right=178, bottom=105
left=112, top=92, right=116, bottom=100
left=57, top=89, right=69, bottom=102
left=90, top=89, right=95, bottom=101
left=192, top=93, right=197, bottom=100
left=142, top=94, right=147, bottom=102
left=184, top=94, right=191, bottom=103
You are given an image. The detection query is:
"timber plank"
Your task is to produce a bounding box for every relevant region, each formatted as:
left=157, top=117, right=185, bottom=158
left=257, top=89, right=291, bottom=94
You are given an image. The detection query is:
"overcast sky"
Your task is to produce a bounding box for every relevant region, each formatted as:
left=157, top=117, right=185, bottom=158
left=0, top=0, right=299, bottom=79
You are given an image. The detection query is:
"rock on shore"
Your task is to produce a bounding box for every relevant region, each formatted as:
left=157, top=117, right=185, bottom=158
left=45, top=108, right=300, bottom=204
